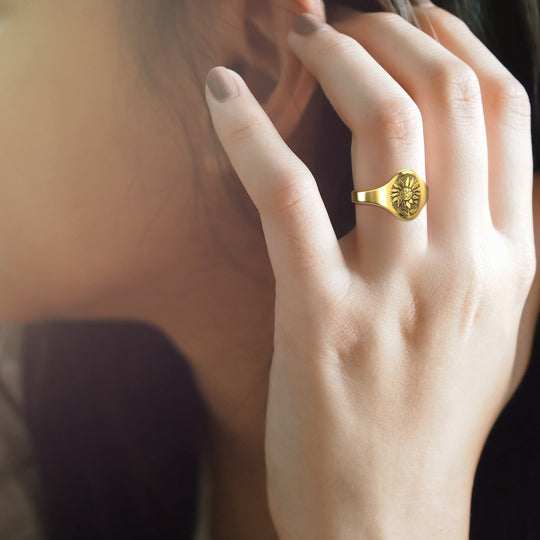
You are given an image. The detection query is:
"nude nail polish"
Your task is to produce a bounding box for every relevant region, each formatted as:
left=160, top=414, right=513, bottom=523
left=292, top=13, right=325, bottom=36
left=206, top=67, right=239, bottom=102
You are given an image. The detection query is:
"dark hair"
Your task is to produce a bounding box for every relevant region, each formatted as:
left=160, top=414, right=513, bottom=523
left=15, top=1, right=540, bottom=539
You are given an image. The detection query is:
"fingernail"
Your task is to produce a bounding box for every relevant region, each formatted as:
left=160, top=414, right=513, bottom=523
left=206, top=67, right=239, bottom=102
left=292, top=13, right=326, bottom=36
left=412, top=0, right=436, bottom=6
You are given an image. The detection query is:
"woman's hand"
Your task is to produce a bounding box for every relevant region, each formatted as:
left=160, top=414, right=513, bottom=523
left=204, top=4, right=536, bottom=539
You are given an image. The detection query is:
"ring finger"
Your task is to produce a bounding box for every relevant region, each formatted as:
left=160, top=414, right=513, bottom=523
left=288, top=14, right=428, bottom=275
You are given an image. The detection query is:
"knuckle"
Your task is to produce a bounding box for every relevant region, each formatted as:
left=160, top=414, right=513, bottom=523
left=316, top=33, right=360, bottom=63
left=455, top=257, right=484, bottom=286
left=369, top=98, right=423, bottom=147
left=485, top=76, right=531, bottom=122
left=430, top=61, right=482, bottom=114
left=263, top=171, right=315, bottom=217
left=227, top=116, right=267, bottom=144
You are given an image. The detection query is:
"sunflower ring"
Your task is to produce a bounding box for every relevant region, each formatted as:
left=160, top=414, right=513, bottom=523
left=351, top=169, right=428, bottom=221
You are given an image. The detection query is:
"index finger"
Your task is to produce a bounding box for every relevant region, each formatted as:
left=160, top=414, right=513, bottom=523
left=205, top=66, right=346, bottom=295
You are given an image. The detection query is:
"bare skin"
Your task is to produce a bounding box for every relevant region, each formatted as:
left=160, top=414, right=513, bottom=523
left=0, top=1, right=537, bottom=538
left=204, top=7, right=539, bottom=538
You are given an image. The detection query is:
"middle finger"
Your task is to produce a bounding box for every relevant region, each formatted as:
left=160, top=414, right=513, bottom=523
left=331, top=9, right=493, bottom=251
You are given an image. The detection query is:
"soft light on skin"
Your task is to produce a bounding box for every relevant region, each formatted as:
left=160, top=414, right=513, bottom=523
left=0, top=0, right=322, bottom=430
left=0, top=0, right=202, bottom=322
left=0, top=1, right=538, bottom=538
left=0, top=1, right=323, bottom=537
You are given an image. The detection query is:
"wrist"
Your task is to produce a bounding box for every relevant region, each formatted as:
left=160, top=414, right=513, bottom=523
left=357, top=487, right=472, bottom=540
left=272, top=473, right=474, bottom=540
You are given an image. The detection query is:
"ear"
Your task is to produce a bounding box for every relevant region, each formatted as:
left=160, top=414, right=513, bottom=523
left=227, top=0, right=327, bottom=141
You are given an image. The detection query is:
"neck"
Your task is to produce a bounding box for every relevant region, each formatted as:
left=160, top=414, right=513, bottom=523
left=75, top=81, right=352, bottom=538
left=153, top=225, right=280, bottom=539
left=160, top=244, right=276, bottom=443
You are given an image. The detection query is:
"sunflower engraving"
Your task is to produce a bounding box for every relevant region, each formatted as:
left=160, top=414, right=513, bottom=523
left=390, top=174, right=422, bottom=218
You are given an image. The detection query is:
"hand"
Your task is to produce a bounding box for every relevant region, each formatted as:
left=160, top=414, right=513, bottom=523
left=204, top=5, right=536, bottom=539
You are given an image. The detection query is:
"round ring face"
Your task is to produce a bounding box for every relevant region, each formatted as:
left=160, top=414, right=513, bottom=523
left=390, top=172, right=422, bottom=219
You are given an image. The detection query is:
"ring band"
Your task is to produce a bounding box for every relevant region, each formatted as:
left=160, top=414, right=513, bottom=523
left=351, top=169, right=428, bottom=221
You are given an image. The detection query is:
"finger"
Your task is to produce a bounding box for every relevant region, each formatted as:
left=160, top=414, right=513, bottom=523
left=204, top=66, right=346, bottom=295
left=330, top=10, right=492, bottom=250
left=288, top=15, right=428, bottom=274
left=413, top=4, right=534, bottom=241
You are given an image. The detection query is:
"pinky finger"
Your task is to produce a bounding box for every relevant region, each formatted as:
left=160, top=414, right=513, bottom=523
left=205, top=66, right=346, bottom=294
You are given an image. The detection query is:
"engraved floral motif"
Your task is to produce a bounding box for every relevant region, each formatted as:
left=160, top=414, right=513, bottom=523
left=390, top=173, right=422, bottom=218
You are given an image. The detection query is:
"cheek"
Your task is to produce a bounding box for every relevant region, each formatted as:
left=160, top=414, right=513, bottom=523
left=0, top=116, right=194, bottom=322
left=0, top=5, right=196, bottom=321
left=0, top=109, right=196, bottom=321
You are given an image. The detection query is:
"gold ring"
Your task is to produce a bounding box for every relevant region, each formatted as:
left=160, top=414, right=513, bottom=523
left=351, top=169, right=428, bottom=221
